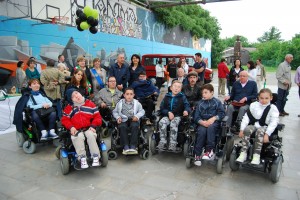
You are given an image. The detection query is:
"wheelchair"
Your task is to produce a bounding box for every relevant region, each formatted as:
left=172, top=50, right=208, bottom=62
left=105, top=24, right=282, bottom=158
left=149, top=114, right=193, bottom=156
left=55, top=123, right=108, bottom=175
left=107, top=117, right=152, bottom=160
left=185, top=116, right=233, bottom=174
left=99, top=107, right=115, bottom=138
left=16, top=107, right=60, bottom=154
left=229, top=123, right=285, bottom=183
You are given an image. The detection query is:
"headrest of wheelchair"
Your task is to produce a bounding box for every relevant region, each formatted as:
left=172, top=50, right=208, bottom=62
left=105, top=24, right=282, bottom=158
left=271, top=93, right=277, bottom=105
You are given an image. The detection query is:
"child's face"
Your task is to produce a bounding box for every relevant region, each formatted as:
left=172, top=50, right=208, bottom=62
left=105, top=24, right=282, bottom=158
left=124, top=90, right=134, bottom=101
left=139, top=75, right=147, bottom=80
left=202, top=89, right=213, bottom=100
left=74, top=71, right=83, bottom=82
left=259, top=92, right=272, bottom=105
left=171, top=82, right=182, bottom=95
left=29, top=81, right=40, bottom=91
left=72, top=91, right=84, bottom=104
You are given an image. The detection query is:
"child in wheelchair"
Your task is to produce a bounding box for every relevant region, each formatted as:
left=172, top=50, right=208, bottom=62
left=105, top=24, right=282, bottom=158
left=61, top=88, right=102, bottom=169
left=236, top=88, right=279, bottom=165
left=157, top=80, right=191, bottom=151
left=112, top=87, right=145, bottom=154
left=193, top=84, right=225, bottom=166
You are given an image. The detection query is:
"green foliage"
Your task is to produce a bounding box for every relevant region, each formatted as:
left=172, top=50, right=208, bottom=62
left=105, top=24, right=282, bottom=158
left=153, top=4, right=224, bottom=68
left=257, top=26, right=282, bottom=43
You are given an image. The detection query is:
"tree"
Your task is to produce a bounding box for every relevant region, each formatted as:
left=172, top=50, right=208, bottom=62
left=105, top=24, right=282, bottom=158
left=257, top=26, right=282, bottom=43
left=222, top=35, right=254, bottom=48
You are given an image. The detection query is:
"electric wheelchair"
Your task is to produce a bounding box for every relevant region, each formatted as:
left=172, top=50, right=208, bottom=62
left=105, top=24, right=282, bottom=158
left=55, top=123, right=108, bottom=175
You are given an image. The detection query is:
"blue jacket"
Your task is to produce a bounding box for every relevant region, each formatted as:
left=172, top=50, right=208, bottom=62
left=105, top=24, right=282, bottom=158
left=109, top=63, right=130, bottom=87
left=131, top=79, right=159, bottom=99
left=160, top=92, right=191, bottom=117
left=230, top=80, right=258, bottom=104
left=194, top=97, right=225, bottom=123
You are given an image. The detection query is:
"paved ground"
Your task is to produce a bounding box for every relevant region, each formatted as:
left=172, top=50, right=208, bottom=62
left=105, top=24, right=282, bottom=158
left=1, top=72, right=300, bottom=200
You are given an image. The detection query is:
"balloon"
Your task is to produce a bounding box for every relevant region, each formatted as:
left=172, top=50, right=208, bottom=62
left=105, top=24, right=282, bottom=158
left=92, top=19, right=99, bottom=27
left=77, top=26, right=84, bottom=31
left=80, top=21, right=89, bottom=30
left=89, top=26, right=98, bottom=34
left=87, top=16, right=95, bottom=25
left=75, top=18, right=81, bottom=26
left=91, top=9, right=99, bottom=19
left=83, top=6, right=93, bottom=17
left=79, top=13, right=87, bottom=21
left=76, top=9, right=83, bottom=17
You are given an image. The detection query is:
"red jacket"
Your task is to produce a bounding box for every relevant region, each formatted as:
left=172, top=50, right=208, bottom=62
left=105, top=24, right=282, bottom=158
left=218, top=62, right=230, bottom=78
left=61, top=99, right=102, bottom=130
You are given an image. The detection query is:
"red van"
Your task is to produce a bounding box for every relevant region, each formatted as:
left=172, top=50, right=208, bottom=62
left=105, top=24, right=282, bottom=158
left=141, top=54, right=213, bottom=85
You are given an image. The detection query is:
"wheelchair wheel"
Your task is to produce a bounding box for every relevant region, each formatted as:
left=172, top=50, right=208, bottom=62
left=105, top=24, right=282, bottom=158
left=229, top=151, right=239, bottom=171
left=101, top=151, right=108, bottom=167
left=226, top=137, right=234, bottom=161
left=183, top=142, right=189, bottom=157
left=141, top=149, right=150, bottom=160
left=270, top=156, right=283, bottom=183
left=108, top=150, right=118, bottom=160
left=22, top=141, right=36, bottom=154
left=16, top=131, right=25, bottom=147
left=60, top=156, right=70, bottom=175
left=186, top=157, right=192, bottom=169
left=55, top=145, right=62, bottom=159
left=149, top=135, right=157, bottom=155
left=101, top=128, right=111, bottom=138
left=216, top=157, right=224, bottom=174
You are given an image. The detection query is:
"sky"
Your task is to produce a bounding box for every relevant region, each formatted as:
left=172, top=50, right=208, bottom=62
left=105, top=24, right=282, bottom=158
left=202, top=0, right=300, bottom=43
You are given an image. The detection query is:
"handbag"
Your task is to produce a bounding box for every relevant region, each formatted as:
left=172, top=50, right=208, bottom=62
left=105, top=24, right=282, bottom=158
left=30, top=95, right=56, bottom=119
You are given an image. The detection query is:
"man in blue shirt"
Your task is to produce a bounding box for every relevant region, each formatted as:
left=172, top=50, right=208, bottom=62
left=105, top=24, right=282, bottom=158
left=109, top=53, right=130, bottom=91
left=191, top=52, right=206, bottom=87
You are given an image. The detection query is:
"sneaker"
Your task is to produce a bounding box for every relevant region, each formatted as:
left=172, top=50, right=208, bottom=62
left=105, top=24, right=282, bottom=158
left=129, top=145, right=138, bottom=154
left=250, top=153, right=260, bottom=165
left=168, top=143, right=177, bottom=151
left=194, top=155, right=202, bottom=166
left=236, top=151, right=247, bottom=163
left=202, top=149, right=215, bottom=160
left=48, top=130, right=59, bottom=139
left=41, top=130, right=48, bottom=140
left=92, top=155, right=100, bottom=167
left=80, top=157, right=89, bottom=169
left=122, top=145, right=130, bottom=154
left=279, top=113, right=285, bottom=117
left=157, top=141, right=166, bottom=150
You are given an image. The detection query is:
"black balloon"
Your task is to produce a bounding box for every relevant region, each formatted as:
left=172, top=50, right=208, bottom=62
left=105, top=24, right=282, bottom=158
left=75, top=18, right=81, bottom=26
left=77, top=25, right=84, bottom=31
left=87, top=16, right=95, bottom=25
left=89, top=26, right=98, bottom=34
left=79, top=13, right=87, bottom=21
left=76, top=9, right=83, bottom=17
left=92, top=19, right=99, bottom=27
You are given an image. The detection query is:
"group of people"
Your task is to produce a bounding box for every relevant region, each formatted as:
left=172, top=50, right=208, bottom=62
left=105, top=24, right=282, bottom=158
left=15, top=52, right=296, bottom=169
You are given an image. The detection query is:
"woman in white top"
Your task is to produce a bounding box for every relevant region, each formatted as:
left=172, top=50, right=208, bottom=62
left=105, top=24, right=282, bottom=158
left=155, top=59, right=165, bottom=90
left=247, top=60, right=257, bottom=81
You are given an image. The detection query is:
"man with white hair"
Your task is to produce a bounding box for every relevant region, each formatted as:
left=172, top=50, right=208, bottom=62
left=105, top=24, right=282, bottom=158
left=224, top=71, right=258, bottom=129
left=276, top=54, right=293, bottom=116
left=109, top=53, right=130, bottom=91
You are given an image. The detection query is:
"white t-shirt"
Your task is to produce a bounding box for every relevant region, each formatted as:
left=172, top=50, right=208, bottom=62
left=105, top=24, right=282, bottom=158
left=248, top=68, right=257, bottom=81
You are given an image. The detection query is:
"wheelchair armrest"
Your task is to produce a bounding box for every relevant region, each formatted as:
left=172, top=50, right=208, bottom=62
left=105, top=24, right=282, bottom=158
left=221, top=116, right=228, bottom=122
left=277, top=123, right=285, bottom=131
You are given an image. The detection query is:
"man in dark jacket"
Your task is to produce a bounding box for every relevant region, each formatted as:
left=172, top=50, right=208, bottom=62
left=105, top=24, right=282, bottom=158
left=224, top=71, right=258, bottom=129
left=109, top=53, right=130, bottom=91
left=182, top=71, right=202, bottom=109
left=131, top=71, right=159, bottom=122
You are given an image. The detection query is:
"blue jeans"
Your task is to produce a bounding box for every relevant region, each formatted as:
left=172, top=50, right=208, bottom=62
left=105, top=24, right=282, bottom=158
left=31, top=110, right=56, bottom=131
left=194, top=121, right=220, bottom=156
left=276, top=88, right=289, bottom=113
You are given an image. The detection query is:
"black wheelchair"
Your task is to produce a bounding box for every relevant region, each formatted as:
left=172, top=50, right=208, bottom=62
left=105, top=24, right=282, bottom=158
left=107, top=117, right=152, bottom=160
left=185, top=116, right=234, bottom=174
left=55, top=123, right=108, bottom=175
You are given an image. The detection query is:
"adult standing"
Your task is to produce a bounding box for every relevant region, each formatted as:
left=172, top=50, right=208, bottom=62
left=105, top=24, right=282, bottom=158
left=16, top=61, right=27, bottom=93
left=55, top=54, right=70, bottom=71
left=256, top=59, right=266, bottom=90
left=155, top=59, right=165, bottom=90
left=166, top=58, right=177, bottom=86
left=57, top=63, right=70, bottom=97
left=90, top=58, right=106, bottom=95
left=192, top=52, right=206, bottom=87
left=276, top=54, right=293, bottom=117
left=180, top=57, right=189, bottom=76
left=25, top=59, right=40, bottom=80
left=228, top=59, right=243, bottom=94
left=29, top=57, right=42, bottom=74
left=217, top=58, right=229, bottom=96
left=128, top=54, right=145, bottom=86
left=247, top=60, right=257, bottom=81
left=295, top=65, right=300, bottom=117
left=73, top=56, right=93, bottom=96
left=109, top=53, right=130, bottom=91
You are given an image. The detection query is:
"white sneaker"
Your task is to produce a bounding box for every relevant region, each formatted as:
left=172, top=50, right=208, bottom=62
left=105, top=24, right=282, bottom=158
left=41, top=130, right=48, bottom=140
left=202, top=149, right=215, bottom=160
left=92, top=156, right=100, bottom=167
left=250, top=153, right=260, bottom=165
left=236, top=151, right=247, bottom=163
left=194, top=155, right=202, bottom=166
left=81, top=157, right=89, bottom=169
left=48, top=131, right=59, bottom=139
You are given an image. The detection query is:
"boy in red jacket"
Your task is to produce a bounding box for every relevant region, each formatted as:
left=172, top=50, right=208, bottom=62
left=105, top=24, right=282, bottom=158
left=61, top=88, right=102, bottom=169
